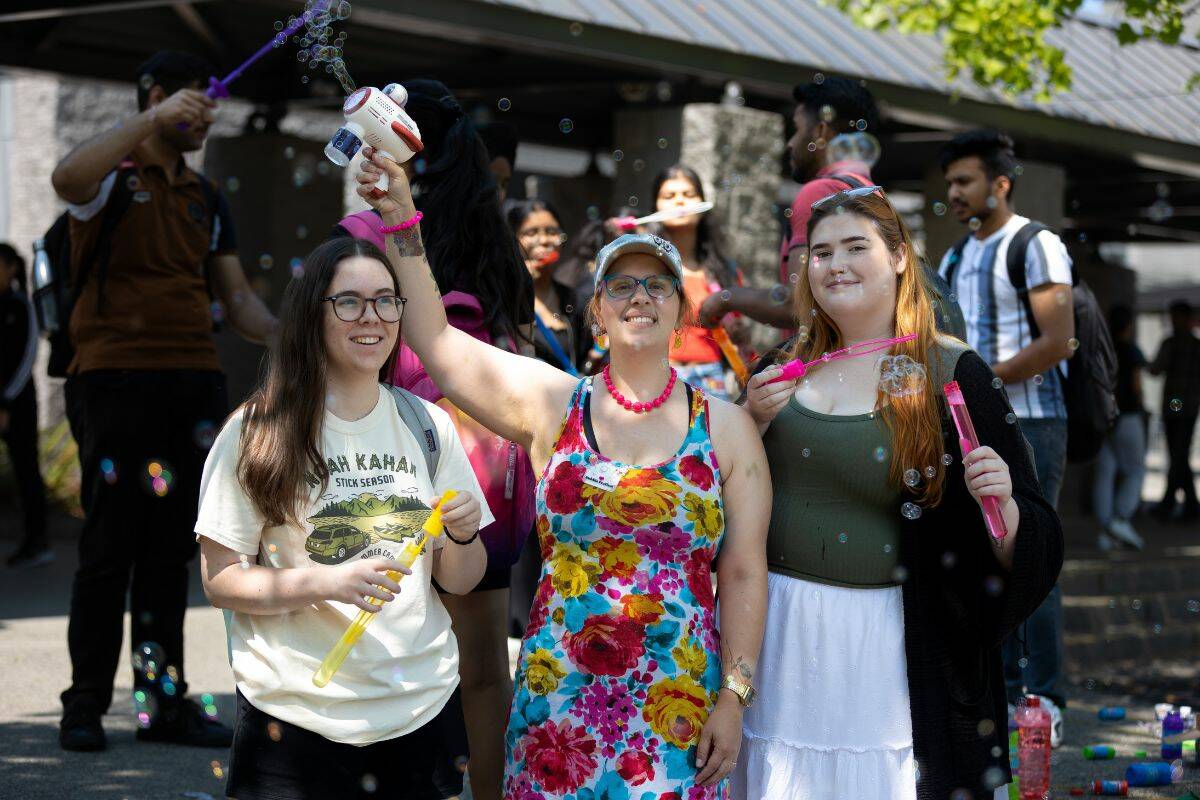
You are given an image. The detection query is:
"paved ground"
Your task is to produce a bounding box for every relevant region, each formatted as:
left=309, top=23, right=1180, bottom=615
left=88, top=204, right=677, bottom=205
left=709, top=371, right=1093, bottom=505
left=0, top=512, right=1196, bottom=799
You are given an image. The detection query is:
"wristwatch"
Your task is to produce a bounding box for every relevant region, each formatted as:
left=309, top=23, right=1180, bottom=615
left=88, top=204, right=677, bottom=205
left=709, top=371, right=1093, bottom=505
left=722, top=674, right=757, bottom=707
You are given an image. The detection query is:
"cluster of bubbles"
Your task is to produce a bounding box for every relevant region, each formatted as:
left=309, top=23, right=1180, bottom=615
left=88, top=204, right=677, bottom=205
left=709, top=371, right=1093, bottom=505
left=287, top=0, right=355, bottom=92
left=100, top=457, right=118, bottom=486
left=145, top=459, right=175, bottom=497
left=878, top=355, right=927, bottom=398
left=900, top=502, right=922, bottom=520
left=200, top=692, right=220, bottom=721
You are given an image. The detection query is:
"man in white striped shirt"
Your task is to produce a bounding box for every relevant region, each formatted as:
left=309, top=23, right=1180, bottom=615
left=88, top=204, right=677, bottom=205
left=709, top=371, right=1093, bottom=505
left=937, top=131, right=1076, bottom=749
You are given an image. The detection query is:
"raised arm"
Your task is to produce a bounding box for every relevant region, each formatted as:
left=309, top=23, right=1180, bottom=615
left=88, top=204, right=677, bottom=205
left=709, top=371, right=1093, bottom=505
left=357, top=148, right=575, bottom=453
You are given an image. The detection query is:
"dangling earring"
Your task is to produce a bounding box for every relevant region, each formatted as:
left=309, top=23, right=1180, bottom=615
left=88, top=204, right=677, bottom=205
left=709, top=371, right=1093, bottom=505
left=674, top=330, right=683, bottom=349
left=592, top=324, right=608, bottom=350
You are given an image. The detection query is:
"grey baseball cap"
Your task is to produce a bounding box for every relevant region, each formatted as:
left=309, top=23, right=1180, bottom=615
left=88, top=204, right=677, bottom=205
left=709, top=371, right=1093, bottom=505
left=593, top=233, right=685, bottom=292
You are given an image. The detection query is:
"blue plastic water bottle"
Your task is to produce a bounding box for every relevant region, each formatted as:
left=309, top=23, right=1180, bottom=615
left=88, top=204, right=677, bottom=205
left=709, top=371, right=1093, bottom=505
left=1098, top=707, right=1126, bottom=721
left=1162, top=710, right=1184, bottom=760
left=1125, top=761, right=1173, bottom=787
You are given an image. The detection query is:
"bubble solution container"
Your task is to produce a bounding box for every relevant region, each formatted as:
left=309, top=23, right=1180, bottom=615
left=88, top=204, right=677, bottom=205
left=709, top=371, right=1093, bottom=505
left=1098, top=707, right=1126, bottom=721
left=1091, top=780, right=1127, bottom=796
left=1162, top=710, right=1185, bottom=760
left=1125, top=761, right=1174, bottom=787
left=1016, top=697, right=1051, bottom=800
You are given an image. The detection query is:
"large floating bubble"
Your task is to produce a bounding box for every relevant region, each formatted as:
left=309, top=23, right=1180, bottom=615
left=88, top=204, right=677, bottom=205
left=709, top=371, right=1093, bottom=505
left=826, top=132, right=881, bottom=168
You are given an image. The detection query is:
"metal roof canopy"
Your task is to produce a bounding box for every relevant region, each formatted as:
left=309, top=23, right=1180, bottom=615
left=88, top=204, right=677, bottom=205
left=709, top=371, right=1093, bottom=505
left=2, top=0, right=1199, bottom=241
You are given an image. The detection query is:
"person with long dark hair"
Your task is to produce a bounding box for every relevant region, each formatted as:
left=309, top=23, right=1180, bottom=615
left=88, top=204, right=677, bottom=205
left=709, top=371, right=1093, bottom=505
left=647, top=166, right=745, bottom=400
left=356, top=146, right=770, bottom=799
left=736, top=188, right=1062, bottom=799
left=0, top=243, right=50, bottom=568
left=196, top=236, right=489, bottom=800
left=332, top=79, right=535, bottom=800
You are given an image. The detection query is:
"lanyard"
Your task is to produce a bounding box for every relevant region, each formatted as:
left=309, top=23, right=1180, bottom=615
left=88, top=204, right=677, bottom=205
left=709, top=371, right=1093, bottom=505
left=534, top=313, right=580, bottom=377
left=768, top=333, right=918, bottom=383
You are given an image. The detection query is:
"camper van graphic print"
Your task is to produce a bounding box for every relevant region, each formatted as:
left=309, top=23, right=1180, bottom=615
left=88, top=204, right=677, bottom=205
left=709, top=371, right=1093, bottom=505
left=304, top=491, right=433, bottom=564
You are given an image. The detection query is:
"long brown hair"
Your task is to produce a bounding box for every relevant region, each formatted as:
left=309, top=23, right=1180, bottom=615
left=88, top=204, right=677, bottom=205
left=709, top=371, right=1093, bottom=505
left=236, top=237, right=399, bottom=527
left=786, top=191, right=948, bottom=506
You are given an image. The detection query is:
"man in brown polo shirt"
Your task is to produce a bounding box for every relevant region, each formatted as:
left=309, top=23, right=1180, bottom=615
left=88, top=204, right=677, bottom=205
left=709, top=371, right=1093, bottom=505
left=51, top=51, right=277, bottom=752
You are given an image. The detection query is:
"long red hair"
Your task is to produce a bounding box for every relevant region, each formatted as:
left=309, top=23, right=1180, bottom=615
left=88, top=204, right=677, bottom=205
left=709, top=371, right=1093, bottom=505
left=785, top=191, right=948, bottom=507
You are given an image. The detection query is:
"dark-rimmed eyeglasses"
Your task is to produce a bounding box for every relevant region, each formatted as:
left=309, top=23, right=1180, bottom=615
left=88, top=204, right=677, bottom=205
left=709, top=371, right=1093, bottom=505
left=602, top=274, right=679, bottom=300
left=322, top=294, right=406, bottom=323
left=811, top=185, right=884, bottom=211
left=518, top=226, right=568, bottom=245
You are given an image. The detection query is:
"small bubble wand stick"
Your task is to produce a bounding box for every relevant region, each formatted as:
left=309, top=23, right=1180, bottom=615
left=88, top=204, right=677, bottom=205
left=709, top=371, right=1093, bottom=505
left=767, top=333, right=917, bottom=384
left=312, top=489, right=457, bottom=688
left=710, top=327, right=749, bottom=385
left=613, top=201, right=714, bottom=231
left=177, top=0, right=333, bottom=128
left=943, top=381, right=1008, bottom=541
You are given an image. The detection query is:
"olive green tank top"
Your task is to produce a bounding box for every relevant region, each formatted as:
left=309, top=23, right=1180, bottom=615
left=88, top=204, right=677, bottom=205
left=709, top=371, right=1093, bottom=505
left=761, top=397, right=904, bottom=588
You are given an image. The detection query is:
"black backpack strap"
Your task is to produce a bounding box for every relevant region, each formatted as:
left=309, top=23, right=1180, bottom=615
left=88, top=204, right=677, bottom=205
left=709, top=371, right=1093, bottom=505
left=827, top=173, right=867, bottom=189
left=943, top=234, right=971, bottom=287
left=1004, top=222, right=1049, bottom=340
left=83, top=164, right=139, bottom=315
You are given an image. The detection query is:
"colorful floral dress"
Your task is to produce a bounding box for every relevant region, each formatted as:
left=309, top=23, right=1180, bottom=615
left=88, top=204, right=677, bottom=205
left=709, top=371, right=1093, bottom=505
left=504, top=379, right=728, bottom=800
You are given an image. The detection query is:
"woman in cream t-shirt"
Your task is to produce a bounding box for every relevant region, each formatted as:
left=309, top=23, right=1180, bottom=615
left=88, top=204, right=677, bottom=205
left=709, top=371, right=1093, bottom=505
left=196, top=237, right=491, bottom=800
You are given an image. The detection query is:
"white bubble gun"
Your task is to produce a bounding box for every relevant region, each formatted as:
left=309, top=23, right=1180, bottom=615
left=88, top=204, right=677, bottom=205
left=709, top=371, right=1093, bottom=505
left=325, top=83, right=423, bottom=194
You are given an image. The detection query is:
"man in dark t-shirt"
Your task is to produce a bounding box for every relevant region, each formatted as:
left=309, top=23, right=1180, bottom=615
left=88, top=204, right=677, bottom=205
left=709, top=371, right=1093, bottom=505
left=51, top=51, right=277, bottom=752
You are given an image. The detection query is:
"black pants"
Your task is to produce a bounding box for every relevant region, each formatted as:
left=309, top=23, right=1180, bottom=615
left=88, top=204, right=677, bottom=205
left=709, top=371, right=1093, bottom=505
left=61, top=370, right=228, bottom=714
left=227, top=689, right=468, bottom=800
left=1162, top=411, right=1199, bottom=509
left=2, top=386, right=47, bottom=546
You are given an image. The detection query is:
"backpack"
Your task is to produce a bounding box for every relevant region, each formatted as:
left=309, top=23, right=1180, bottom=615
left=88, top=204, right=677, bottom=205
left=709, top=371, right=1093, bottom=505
left=945, top=222, right=1117, bottom=462
left=825, top=174, right=967, bottom=340
left=386, top=385, right=441, bottom=477
left=37, top=162, right=219, bottom=378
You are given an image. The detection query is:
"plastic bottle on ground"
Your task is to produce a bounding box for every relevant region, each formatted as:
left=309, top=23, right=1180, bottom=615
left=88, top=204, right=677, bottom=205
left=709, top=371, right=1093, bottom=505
left=1016, top=696, right=1051, bottom=800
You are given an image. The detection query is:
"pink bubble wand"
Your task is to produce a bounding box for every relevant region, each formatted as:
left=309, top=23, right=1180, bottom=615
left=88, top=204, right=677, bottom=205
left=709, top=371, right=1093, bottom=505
left=177, top=0, right=332, bottom=128
left=944, top=380, right=1008, bottom=541
left=766, top=333, right=917, bottom=384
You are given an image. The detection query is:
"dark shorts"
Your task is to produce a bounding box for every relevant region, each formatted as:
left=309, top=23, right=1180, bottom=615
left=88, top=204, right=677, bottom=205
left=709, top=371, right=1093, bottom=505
left=226, top=688, right=468, bottom=800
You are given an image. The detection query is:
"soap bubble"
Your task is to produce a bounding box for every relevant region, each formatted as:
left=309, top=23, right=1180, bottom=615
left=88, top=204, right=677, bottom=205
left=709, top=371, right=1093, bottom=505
left=878, top=355, right=927, bottom=398
left=932, top=202, right=947, bottom=216
left=901, top=502, right=922, bottom=520
left=612, top=149, right=624, bottom=161
left=769, top=285, right=789, bottom=305
left=139, top=74, right=154, bottom=90
left=991, top=377, right=1002, bottom=389
left=968, top=217, right=982, bottom=231
left=1032, top=374, right=1044, bottom=386
left=258, top=254, right=274, bottom=270
left=826, top=132, right=881, bottom=168
left=361, top=774, right=378, bottom=793
left=802, top=448, right=811, bottom=458
left=559, top=118, right=574, bottom=134
left=656, top=137, right=668, bottom=149
left=628, top=196, right=639, bottom=207
left=874, top=446, right=888, bottom=462
left=1005, top=413, right=1016, bottom=424
left=903, top=469, right=920, bottom=487
left=194, top=420, right=217, bottom=449
left=497, top=97, right=511, bottom=111
left=225, top=177, right=240, bottom=193
left=983, top=575, right=1004, bottom=596
left=132, top=641, right=167, bottom=681
left=133, top=688, right=157, bottom=728
left=1017, top=657, right=1028, bottom=668
left=274, top=20, right=285, bottom=31
left=941, top=551, right=956, bottom=569
left=856, top=119, right=868, bottom=131
left=1067, top=337, right=1080, bottom=351
left=100, top=457, right=118, bottom=485
left=569, top=21, right=583, bottom=35
left=838, top=532, right=848, bottom=543
left=335, top=0, right=352, bottom=19
left=819, top=104, right=835, bottom=122
left=891, top=565, right=909, bottom=582
left=941, top=453, right=953, bottom=466
left=924, top=466, right=936, bottom=479
left=1168, top=398, right=1183, bottom=412
left=814, top=72, right=825, bottom=84
left=633, top=158, right=645, bottom=172
left=144, top=459, right=175, bottom=497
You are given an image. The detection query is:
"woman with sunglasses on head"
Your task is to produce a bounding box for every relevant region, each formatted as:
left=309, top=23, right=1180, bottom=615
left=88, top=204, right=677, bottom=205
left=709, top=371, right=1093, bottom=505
left=355, top=148, right=770, bottom=799
left=733, top=186, right=1063, bottom=800
left=507, top=199, right=592, bottom=375
left=332, top=79, right=536, bottom=800
left=647, top=165, right=745, bottom=400
left=195, top=237, right=490, bottom=800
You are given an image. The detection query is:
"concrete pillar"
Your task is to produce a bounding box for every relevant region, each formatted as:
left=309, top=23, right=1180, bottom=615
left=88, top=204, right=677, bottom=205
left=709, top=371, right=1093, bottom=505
left=613, top=103, right=783, bottom=290
left=203, top=134, right=345, bottom=405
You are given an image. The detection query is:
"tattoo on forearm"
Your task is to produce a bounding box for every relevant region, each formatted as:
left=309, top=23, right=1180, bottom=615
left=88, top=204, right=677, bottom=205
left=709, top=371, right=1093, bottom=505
left=732, top=656, right=754, bottom=682
left=391, top=228, right=425, bottom=258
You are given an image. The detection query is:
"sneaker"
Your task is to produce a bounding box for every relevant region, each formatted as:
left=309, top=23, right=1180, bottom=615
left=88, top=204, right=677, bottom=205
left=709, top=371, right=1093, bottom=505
left=1097, top=532, right=1115, bottom=553
left=1031, top=694, right=1064, bottom=748
left=135, top=697, right=233, bottom=748
left=7, top=543, right=54, bottom=569
left=60, top=705, right=106, bottom=752
left=1107, top=519, right=1145, bottom=550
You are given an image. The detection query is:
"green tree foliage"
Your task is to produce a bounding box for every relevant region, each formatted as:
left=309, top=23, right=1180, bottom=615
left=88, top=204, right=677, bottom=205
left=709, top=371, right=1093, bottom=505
left=827, top=0, right=1195, bottom=99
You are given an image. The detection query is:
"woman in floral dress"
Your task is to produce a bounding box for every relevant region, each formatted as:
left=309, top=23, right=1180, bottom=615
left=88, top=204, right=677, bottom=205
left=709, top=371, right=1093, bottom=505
left=354, top=148, right=770, bottom=799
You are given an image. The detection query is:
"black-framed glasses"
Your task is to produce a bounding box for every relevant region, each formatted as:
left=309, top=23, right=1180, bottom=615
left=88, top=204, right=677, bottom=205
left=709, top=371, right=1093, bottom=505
left=518, top=226, right=568, bottom=245
left=602, top=274, right=679, bottom=300
left=322, top=294, right=406, bottom=323
left=811, top=185, right=884, bottom=211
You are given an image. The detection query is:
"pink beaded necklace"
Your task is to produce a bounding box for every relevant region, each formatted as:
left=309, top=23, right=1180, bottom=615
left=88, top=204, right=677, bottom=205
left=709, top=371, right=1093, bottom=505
left=602, top=365, right=678, bottom=414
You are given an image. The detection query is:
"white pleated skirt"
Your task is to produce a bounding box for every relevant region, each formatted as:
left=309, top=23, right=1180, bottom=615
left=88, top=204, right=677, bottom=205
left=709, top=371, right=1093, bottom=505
left=729, top=572, right=917, bottom=800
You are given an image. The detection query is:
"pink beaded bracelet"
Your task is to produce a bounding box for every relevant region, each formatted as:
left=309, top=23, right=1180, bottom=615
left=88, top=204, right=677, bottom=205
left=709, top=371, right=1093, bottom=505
left=379, top=211, right=423, bottom=234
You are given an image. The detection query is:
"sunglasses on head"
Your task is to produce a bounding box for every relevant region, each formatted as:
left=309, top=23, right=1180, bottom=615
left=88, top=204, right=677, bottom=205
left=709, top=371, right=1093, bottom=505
left=811, top=185, right=884, bottom=211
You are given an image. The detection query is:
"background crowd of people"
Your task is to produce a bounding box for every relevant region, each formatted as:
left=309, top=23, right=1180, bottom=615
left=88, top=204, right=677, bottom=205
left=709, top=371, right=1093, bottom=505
left=0, top=48, right=1197, bottom=800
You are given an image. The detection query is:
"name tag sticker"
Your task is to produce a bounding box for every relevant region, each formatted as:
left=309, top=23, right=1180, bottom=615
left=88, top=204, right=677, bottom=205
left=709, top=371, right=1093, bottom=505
left=583, top=460, right=626, bottom=493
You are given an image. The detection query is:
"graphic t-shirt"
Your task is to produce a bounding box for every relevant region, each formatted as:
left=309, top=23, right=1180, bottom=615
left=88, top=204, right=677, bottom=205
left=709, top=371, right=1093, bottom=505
left=195, top=384, right=494, bottom=745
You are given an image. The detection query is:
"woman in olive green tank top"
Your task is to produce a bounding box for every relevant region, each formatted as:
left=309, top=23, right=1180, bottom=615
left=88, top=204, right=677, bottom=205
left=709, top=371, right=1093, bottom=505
left=727, top=188, right=1049, bottom=800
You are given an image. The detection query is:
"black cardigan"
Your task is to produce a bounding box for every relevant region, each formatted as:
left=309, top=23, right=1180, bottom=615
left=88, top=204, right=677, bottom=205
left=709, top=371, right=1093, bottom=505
left=747, top=341, right=1063, bottom=799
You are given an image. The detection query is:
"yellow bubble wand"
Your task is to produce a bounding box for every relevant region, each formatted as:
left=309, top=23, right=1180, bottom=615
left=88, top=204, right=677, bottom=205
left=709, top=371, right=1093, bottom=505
left=312, top=490, right=457, bottom=688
